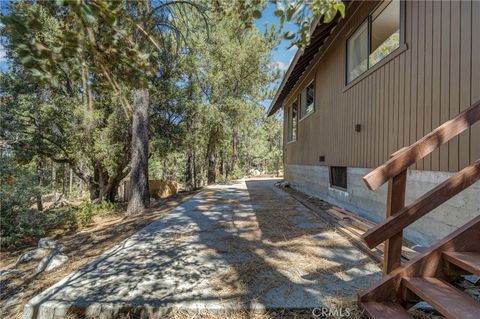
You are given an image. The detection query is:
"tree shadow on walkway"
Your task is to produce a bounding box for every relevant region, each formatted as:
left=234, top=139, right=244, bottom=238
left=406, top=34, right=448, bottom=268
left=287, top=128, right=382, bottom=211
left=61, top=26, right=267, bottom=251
left=25, top=179, right=380, bottom=319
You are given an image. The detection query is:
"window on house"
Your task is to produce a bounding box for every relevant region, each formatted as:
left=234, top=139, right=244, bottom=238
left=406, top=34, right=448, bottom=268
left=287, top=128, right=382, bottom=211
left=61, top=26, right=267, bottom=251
left=300, top=81, right=315, bottom=118
left=330, top=166, right=347, bottom=190
left=370, top=0, right=400, bottom=67
left=347, top=0, right=401, bottom=83
left=287, top=100, right=298, bottom=142
left=347, top=20, right=368, bottom=83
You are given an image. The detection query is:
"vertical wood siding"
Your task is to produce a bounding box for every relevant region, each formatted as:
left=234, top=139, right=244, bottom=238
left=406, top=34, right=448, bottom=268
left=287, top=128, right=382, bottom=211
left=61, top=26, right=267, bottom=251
left=283, top=0, right=479, bottom=172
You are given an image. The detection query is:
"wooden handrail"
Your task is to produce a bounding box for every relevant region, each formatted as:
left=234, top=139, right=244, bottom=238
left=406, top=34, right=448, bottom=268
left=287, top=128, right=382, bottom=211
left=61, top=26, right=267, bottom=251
left=363, top=159, right=480, bottom=249
left=363, top=100, right=480, bottom=190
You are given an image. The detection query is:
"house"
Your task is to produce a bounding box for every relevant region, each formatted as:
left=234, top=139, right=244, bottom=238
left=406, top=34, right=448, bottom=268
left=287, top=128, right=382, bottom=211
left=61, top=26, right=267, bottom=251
left=269, top=1, right=480, bottom=317
left=268, top=0, right=480, bottom=247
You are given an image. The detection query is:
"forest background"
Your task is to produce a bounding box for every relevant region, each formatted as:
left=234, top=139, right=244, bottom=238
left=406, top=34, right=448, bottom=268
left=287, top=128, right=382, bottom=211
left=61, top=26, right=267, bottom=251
left=0, top=0, right=344, bottom=247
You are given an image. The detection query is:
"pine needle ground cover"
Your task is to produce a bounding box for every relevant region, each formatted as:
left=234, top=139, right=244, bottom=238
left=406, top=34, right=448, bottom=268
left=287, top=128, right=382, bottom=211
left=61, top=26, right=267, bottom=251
left=19, top=179, right=381, bottom=319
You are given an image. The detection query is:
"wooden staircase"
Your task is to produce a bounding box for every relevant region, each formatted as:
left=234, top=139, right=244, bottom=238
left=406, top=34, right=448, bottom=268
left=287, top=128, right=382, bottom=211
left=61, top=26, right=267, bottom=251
left=358, top=100, right=480, bottom=319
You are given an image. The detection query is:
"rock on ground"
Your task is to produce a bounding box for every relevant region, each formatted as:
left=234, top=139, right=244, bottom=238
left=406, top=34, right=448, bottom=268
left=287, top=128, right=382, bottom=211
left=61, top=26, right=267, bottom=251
left=35, top=251, right=69, bottom=274
left=37, top=238, right=63, bottom=251
left=0, top=268, right=18, bottom=276
left=14, top=237, right=67, bottom=275
left=15, top=248, right=47, bottom=266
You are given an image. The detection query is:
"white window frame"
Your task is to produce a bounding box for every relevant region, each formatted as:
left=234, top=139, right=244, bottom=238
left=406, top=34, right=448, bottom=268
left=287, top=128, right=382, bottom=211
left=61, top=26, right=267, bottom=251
left=286, top=100, right=298, bottom=143
left=300, top=79, right=316, bottom=120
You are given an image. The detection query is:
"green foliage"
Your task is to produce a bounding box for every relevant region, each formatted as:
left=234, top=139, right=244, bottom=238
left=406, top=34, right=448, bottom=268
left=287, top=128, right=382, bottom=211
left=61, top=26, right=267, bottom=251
left=0, top=198, right=117, bottom=248
left=210, top=0, right=268, bottom=30
left=230, top=167, right=248, bottom=180
left=0, top=65, right=132, bottom=202
left=73, top=201, right=116, bottom=226
left=0, top=151, right=117, bottom=248
left=184, top=11, right=280, bottom=181
left=271, top=0, right=345, bottom=48
left=1, top=0, right=285, bottom=223
left=211, top=0, right=345, bottom=49
left=0, top=156, right=38, bottom=216
left=2, top=1, right=151, bottom=93
left=1, top=0, right=214, bottom=200
left=0, top=155, right=43, bottom=247
left=1, top=0, right=210, bottom=116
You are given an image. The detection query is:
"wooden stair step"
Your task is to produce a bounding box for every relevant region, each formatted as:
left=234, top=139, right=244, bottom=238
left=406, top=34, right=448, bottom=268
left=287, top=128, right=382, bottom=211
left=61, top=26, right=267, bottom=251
left=443, top=251, right=480, bottom=276
left=403, top=277, right=480, bottom=319
left=360, top=301, right=413, bottom=319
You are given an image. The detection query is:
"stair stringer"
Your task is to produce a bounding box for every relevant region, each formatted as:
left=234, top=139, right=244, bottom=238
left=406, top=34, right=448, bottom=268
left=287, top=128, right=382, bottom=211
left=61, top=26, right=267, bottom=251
left=359, top=215, right=480, bottom=304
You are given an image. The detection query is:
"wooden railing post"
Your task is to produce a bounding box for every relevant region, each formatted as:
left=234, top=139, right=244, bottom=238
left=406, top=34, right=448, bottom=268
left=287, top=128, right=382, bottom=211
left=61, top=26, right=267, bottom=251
left=384, top=170, right=407, bottom=274
left=383, top=150, right=408, bottom=274
left=364, top=159, right=480, bottom=249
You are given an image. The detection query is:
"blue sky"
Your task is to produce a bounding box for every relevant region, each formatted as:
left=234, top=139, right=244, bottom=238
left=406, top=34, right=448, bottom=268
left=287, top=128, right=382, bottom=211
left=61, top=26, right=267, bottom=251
left=0, top=1, right=7, bottom=72
left=0, top=22, right=6, bottom=72
left=255, top=2, right=298, bottom=109
left=256, top=3, right=298, bottom=72
left=0, top=44, right=5, bottom=72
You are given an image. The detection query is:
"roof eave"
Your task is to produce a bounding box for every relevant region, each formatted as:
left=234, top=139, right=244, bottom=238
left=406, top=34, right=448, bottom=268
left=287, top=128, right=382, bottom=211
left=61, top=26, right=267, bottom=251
left=266, top=50, right=301, bottom=117
left=267, top=18, right=322, bottom=117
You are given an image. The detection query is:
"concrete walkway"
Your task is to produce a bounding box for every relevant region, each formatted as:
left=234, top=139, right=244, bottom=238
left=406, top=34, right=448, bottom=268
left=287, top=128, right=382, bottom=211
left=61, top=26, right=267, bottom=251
left=24, top=179, right=381, bottom=319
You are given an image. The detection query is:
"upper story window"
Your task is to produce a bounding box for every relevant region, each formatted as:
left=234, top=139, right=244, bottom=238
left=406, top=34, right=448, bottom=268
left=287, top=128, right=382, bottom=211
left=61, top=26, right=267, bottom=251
left=287, top=100, right=298, bottom=142
left=346, top=0, right=401, bottom=83
left=300, top=81, right=315, bottom=119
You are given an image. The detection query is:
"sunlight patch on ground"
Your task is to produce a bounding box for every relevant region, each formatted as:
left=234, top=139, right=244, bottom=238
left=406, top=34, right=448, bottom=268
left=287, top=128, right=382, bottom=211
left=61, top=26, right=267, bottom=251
left=23, top=179, right=381, bottom=319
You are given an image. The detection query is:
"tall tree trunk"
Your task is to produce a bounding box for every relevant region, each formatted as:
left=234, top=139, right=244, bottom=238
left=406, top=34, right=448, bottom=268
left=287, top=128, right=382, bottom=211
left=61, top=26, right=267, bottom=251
left=185, top=148, right=194, bottom=190
left=193, top=148, right=197, bottom=188
left=185, top=113, right=195, bottom=190
left=62, top=163, right=68, bottom=199
left=36, top=158, right=43, bottom=211
left=52, top=165, right=57, bottom=200
left=69, top=168, right=73, bottom=197
left=275, top=157, right=280, bottom=177
left=105, top=178, right=121, bottom=202
left=79, top=163, right=84, bottom=197
left=206, top=129, right=217, bottom=184
left=86, top=150, right=129, bottom=203
left=207, top=154, right=216, bottom=184
left=89, top=179, right=99, bottom=201
left=219, top=151, right=224, bottom=177
left=231, top=128, right=238, bottom=172
left=172, top=156, right=177, bottom=181
left=127, top=89, right=150, bottom=213
left=106, top=185, right=117, bottom=202
left=184, top=74, right=195, bottom=191
left=89, top=165, right=100, bottom=201
left=98, top=168, right=106, bottom=201
left=162, top=158, right=167, bottom=180
left=88, top=167, right=124, bottom=203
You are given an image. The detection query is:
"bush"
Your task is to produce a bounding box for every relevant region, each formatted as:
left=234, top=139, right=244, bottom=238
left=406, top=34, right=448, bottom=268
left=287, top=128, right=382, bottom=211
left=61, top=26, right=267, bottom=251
left=230, top=167, right=246, bottom=180
left=1, top=155, right=120, bottom=248
left=1, top=210, right=48, bottom=248
left=74, top=201, right=116, bottom=226
left=44, top=208, right=75, bottom=229
left=0, top=157, right=42, bottom=247
left=1, top=201, right=118, bottom=248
